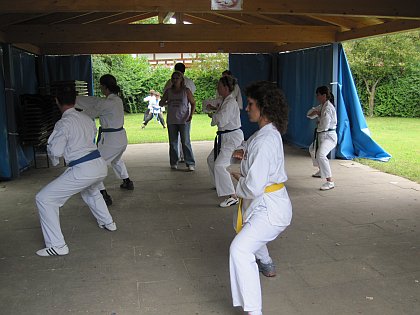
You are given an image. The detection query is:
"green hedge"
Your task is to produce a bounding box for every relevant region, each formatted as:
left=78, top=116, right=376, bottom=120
left=92, top=54, right=227, bottom=114
left=354, top=73, right=420, bottom=118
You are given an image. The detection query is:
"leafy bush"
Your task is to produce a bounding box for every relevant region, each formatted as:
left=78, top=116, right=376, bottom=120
left=92, top=53, right=228, bottom=114
left=374, top=74, right=420, bottom=117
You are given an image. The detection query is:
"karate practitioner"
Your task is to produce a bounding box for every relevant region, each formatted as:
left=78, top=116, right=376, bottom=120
left=221, top=70, right=243, bottom=109
left=229, top=81, right=292, bottom=315
left=307, top=85, right=337, bottom=190
left=76, top=74, right=134, bottom=206
left=207, top=75, right=244, bottom=207
left=35, top=87, right=116, bottom=257
left=141, top=89, right=156, bottom=128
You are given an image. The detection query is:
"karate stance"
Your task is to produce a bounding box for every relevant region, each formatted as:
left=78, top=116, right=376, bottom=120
left=207, top=75, right=244, bottom=207
left=35, top=87, right=116, bottom=257
left=76, top=74, right=134, bottom=206
left=229, top=81, right=292, bottom=315
left=307, top=85, right=337, bottom=190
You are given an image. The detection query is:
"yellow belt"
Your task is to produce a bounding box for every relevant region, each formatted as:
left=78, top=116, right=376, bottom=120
left=235, top=183, right=284, bottom=233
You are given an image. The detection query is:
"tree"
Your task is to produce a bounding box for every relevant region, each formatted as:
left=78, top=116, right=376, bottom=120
left=344, top=31, right=420, bottom=117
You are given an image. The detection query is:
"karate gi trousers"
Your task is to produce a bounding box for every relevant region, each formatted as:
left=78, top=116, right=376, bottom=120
left=36, top=158, right=113, bottom=248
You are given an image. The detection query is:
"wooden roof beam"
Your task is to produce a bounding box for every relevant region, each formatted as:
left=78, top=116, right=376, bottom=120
left=4, top=24, right=338, bottom=43
left=40, top=42, right=286, bottom=54
left=1, top=1, right=419, bottom=19
left=337, top=20, right=420, bottom=41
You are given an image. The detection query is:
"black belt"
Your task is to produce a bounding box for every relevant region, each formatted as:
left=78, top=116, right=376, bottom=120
left=213, top=128, right=240, bottom=160
left=317, top=128, right=336, bottom=133
left=314, top=128, right=336, bottom=158
left=68, top=150, right=101, bottom=167
left=97, top=126, right=124, bottom=144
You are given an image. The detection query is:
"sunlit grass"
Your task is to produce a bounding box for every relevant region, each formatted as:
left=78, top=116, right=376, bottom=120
left=123, top=113, right=216, bottom=144
left=115, top=114, right=420, bottom=183
left=356, top=117, right=420, bottom=183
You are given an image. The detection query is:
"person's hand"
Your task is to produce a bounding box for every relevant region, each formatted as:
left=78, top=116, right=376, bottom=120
left=230, top=171, right=241, bottom=181
left=206, top=103, right=218, bottom=111
left=232, top=149, right=244, bottom=160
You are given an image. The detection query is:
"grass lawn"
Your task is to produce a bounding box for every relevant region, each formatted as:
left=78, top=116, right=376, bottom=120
left=123, top=113, right=216, bottom=144
left=356, top=117, right=420, bottom=183
left=121, top=113, right=420, bottom=183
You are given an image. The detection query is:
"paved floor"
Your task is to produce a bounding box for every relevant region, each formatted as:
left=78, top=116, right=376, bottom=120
left=1, top=141, right=419, bottom=315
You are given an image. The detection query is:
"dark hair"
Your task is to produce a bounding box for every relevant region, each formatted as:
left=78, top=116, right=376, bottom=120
left=222, top=70, right=232, bottom=76
left=219, top=75, right=236, bottom=92
left=100, top=74, right=121, bottom=94
left=245, top=81, right=288, bottom=134
left=56, top=86, right=76, bottom=106
left=316, top=85, right=334, bottom=105
left=174, top=63, right=186, bottom=73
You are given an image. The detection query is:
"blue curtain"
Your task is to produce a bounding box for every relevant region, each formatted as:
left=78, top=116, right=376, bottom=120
left=0, top=48, right=10, bottom=178
left=229, top=54, right=272, bottom=140
left=335, top=46, right=391, bottom=161
left=278, top=45, right=333, bottom=147
left=229, top=45, right=390, bottom=161
left=43, top=55, right=93, bottom=95
left=0, top=51, right=94, bottom=179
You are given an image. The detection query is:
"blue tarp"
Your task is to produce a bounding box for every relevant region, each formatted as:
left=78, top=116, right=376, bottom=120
left=230, top=44, right=390, bottom=161
left=229, top=54, right=272, bottom=140
left=335, top=48, right=391, bottom=161
left=0, top=50, right=93, bottom=179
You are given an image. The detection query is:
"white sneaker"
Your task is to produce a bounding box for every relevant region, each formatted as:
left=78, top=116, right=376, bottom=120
left=36, top=244, right=69, bottom=257
left=312, top=170, right=321, bottom=178
left=187, top=165, right=195, bottom=171
left=219, top=196, right=239, bottom=208
left=170, top=165, right=178, bottom=170
left=320, top=181, right=335, bottom=190
left=98, top=221, right=117, bottom=231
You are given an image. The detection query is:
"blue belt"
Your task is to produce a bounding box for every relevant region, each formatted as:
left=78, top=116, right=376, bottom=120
left=97, top=126, right=124, bottom=144
left=214, top=128, right=240, bottom=160
left=68, top=150, right=101, bottom=167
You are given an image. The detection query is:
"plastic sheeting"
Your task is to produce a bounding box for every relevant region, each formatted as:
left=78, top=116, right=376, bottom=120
left=0, top=52, right=10, bottom=178
left=230, top=45, right=390, bottom=161
left=229, top=54, right=272, bottom=140
left=0, top=50, right=93, bottom=179
left=335, top=47, right=391, bottom=161
left=277, top=45, right=333, bottom=148
left=43, top=55, right=93, bottom=95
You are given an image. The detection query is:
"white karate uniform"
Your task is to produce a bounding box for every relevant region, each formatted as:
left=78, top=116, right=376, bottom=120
left=230, top=123, right=292, bottom=315
left=308, top=100, right=337, bottom=178
left=76, top=94, right=129, bottom=188
left=207, top=94, right=244, bottom=197
left=36, top=108, right=114, bottom=248
left=143, top=94, right=157, bottom=111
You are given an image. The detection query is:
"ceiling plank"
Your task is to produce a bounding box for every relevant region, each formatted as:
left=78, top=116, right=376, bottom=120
left=111, top=12, right=156, bottom=24
left=0, top=13, right=50, bottom=28
left=336, top=19, right=420, bottom=41
left=1, top=1, right=419, bottom=19
left=12, top=43, right=41, bottom=54
left=4, top=24, right=338, bottom=43
left=41, top=42, right=286, bottom=54
left=308, top=15, right=384, bottom=31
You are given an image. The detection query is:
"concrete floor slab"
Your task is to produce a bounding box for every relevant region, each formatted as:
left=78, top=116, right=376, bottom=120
left=1, top=141, right=419, bottom=315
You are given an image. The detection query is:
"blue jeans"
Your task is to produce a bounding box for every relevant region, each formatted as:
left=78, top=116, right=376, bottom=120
left=167, top=123, right=195, bottom=167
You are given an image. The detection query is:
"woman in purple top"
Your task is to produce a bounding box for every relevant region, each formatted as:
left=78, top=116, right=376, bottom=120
left=160, top=71, right=196, bottom=171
